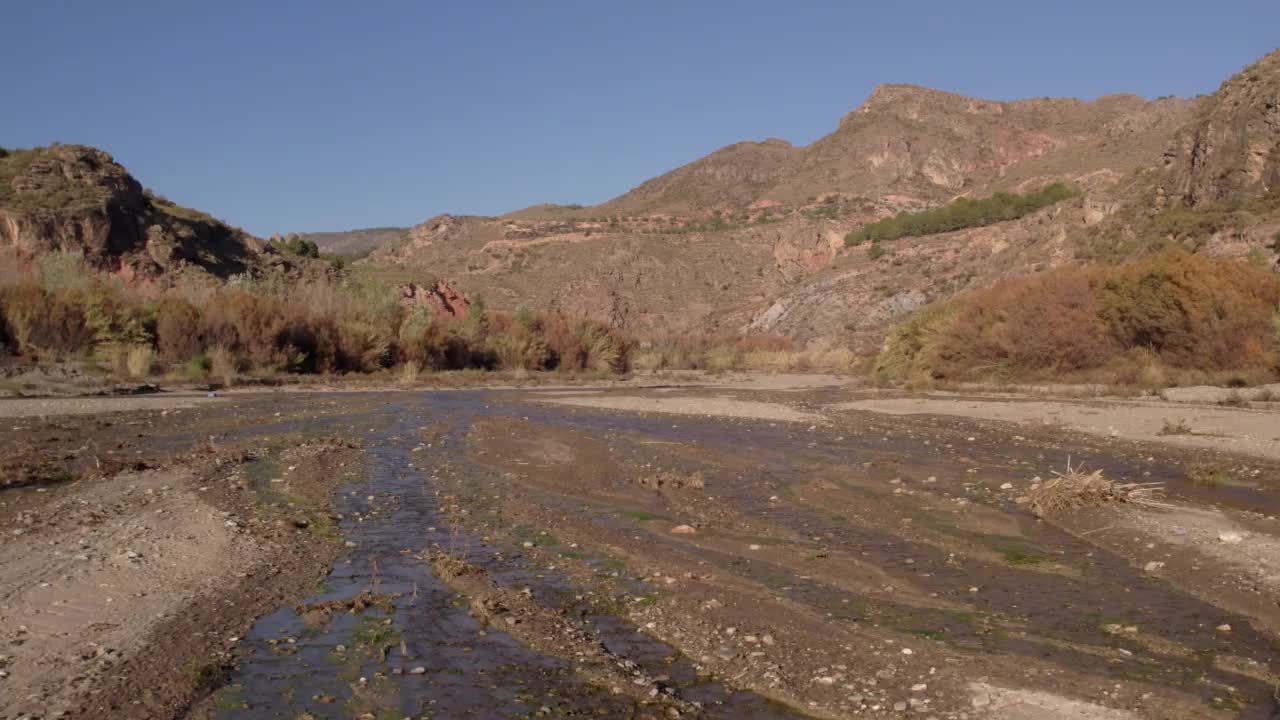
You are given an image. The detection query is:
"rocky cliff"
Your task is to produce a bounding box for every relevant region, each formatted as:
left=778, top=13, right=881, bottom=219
left=1163, top=49, right=1280, bottom=206
left=0, top=144, right=266, bottom=279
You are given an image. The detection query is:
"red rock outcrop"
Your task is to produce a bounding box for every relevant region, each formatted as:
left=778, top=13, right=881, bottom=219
left=399, top=280, right=471, bottom=319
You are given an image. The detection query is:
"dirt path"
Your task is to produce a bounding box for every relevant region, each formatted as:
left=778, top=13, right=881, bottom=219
left=536, top=393, right=824, bottom=422
left=833, top=395, right=1280, bottom=461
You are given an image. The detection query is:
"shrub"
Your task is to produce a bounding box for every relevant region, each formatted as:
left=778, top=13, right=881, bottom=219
left=155, top=297, right=202, bottom=362
left=878, top=249, right=1280, bottom=382
left=0, top=283, right=94, bottom=358
left=188, top=352, right=213, bottom=379
left=0, top=257, right=635, bottom=377
left=846, top=183, right=1076, bottom=246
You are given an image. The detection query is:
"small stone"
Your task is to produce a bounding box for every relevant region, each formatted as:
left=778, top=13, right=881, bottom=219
left=409, top=666, right=426, bottom=674
left=893, top=701, right=907, bottom=711
left=1216, top=624, right=1232, bottom=633
left=911, top=683, right=927, bottom=691
left=1143, top=561, right=1165, bottom=574
left=670, top=525, right=697, bottom=535
left=1218, top=531, right=1244, bottom=544
left=901, top=648, right=913, bottom=655
left=999, top=482, right=1014, bottom=490
left=748, top=544, right=762, bottom=551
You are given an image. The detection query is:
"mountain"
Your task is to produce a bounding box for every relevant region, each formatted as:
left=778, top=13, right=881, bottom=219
left=365, top=78, right=1207, bottom=347
left=296, top=226, right=408, bottom=259
left=0, top=144, right=297, bottom=280
left=592, top=86, right=1192, bottom=217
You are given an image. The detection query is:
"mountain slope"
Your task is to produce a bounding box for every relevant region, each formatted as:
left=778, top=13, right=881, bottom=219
left=368, top=80, right=1203, bottom=345
left=593, top=86, right=1193, bottom=217
left=297, top=226, right=407, bottom=259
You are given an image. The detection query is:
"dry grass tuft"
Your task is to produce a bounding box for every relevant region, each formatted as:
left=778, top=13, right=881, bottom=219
left=125, top=345, right=155, bottom=378
left=1028, top=459, right=1166, bottom=517
left=399, top=360, right=421, bottom=385
left=1158, top=417, right=1194, bottom=436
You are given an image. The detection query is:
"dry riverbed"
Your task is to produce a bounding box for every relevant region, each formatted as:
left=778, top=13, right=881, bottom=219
left=1, top=379, right=1278, bottom=719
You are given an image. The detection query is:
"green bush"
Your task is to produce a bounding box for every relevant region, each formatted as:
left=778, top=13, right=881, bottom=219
left=846, top=183, right=1076, bottom=246
left=272, top=234, right=320, bottom=258
left=866, top=243, right=886, bottom=261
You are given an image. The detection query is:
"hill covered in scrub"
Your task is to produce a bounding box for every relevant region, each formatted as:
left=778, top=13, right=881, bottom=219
left=295, top=226, right=408, bottom=259
left=0, top=144, right=332, bottom=282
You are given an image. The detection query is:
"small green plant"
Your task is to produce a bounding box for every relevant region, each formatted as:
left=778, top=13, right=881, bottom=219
left=866, top=242, right=886, bottom=261
left=1185, top=463, right=1225, bottom=487
left=187, top=352, right=213, bottom=378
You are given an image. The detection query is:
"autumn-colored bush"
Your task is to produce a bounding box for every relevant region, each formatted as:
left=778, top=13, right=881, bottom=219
left=0, top=282, right=94, bottom=359
left=878, top=249, right=1280, bottom=382
left=541, top=314, right=629, bottom=372
left=0, top=252, right=633, bottom=377
left=154, top=297, right=202, bottom=362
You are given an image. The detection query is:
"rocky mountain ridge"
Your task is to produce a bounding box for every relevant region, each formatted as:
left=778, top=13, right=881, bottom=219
left=364, top=69, right=1230, bottom=345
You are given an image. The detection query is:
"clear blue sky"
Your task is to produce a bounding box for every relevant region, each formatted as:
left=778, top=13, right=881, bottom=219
left=3, top=1, right=1277, bottom=236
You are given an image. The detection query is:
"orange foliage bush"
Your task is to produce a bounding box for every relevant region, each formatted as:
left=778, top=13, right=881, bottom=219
left=154, top=297, right=202, bottom=362
left=881, top=249, right=1280, bottom=381
left=0, top=282, right=94, bottom=359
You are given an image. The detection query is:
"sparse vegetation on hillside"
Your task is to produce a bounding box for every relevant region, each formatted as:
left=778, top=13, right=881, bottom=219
left=877, top=249, right=1280, bottom=383
left=0, top=145, right=115, bottom=214
left=0, top=251, right=631, bottom=378
left=845, top=183, right=1076, bottom=246
left=146, top=191, right=223, bottom=226
left=1081, top=190, right=1280, bottom=261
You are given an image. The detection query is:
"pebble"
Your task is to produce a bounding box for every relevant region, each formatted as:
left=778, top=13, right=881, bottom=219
left=670, top=525, right=697, bottom=535
left=409, top=666, right=427, bottom=674
left=999, top=482, right=1014, bottom=490
left=1218, top=531, right=1244, bottom=544
left=1216, top=624, right=1232, bottom=633
left=1143, top=561, right=1165, bottom=574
